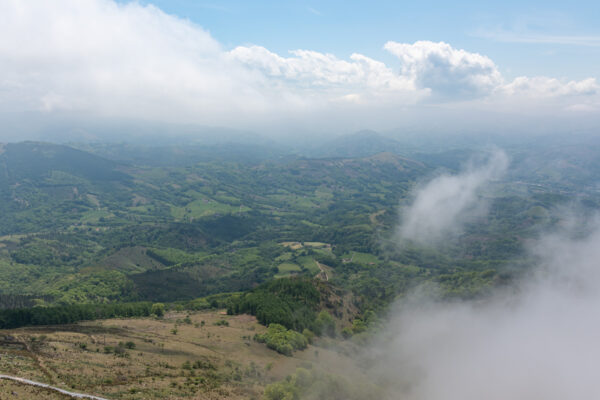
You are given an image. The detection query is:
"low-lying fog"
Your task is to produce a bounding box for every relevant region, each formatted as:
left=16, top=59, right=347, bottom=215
left=368, top=152, right=600, bottom=399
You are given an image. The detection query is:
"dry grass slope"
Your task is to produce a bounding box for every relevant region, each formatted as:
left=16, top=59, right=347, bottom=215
left=0, top=310, right=364, bottom=400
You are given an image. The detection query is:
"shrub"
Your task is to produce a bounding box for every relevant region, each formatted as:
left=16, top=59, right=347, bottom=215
left=151, top=303, right=165, bottom=317
left=254, top=323, right=308, bottom=356
left=314, top=311, right=335, bottom=337
left=341, top=327, right=353, bottom=339
left=302, top=329, right=315, bottom=344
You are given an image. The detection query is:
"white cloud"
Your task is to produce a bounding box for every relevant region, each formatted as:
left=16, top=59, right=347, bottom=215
left=564, top=103, right=598, bottom=113
left=0, top=0, right=242, bottom=120
left=500, top=76, right=598, bottom=97
left=372, top=215, right=600, bottom=400
left=307, top=7, right=322, bottom=16
left=478, top=30, right=600, bottom=47
left=228, top=46, right=416, bottom=93
left=0, top=0, right=598, bottom=133
left=398, top=149, right=509, bottom=245
left=384, top=40, right=502, bottom=98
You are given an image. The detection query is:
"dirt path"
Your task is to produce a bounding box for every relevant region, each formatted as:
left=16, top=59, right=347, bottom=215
left=15, top=334, right=56, bottom=384
left=369, top=209, right=386, bottom=225
left=315, top=261, right=329, bottom=281
left=0, top=375, right=110, bottom=400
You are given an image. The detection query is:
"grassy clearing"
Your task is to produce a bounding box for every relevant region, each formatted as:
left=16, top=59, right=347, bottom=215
left=0, top=311, right=363, bottom=400
left=97, top=246, right=166, bottom=274
left=275, top=263, right=302, bottom=278
left=267, top=194, right=320, bottom=209
left=280, top=242, right=331, bottom=251
left=275, top=252, right=293, bottom=262
left=295, top=256, right=321, bottom=275
left=128, top=205, right=154, bottom=213
left=303, top=242, right=329, bottom=248
left=280, top=242, right=303, bottom=250
left=0, top=234, right=26, bottom=243
left=342, top=251, right=379, bottom=265
left=0, top=380, right=71, bottom=399
left=171, top=199, right=250, bottom=220
left=368, top=209, right=386, bottom=225
left=80, top=209, right=114, bottom=224
left=300, top=220, right=321, bottom=228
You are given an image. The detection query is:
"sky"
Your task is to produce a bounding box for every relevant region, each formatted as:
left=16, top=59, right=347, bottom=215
left=126, top=0, right=600, bottom=80
left=1, top=0, right=599, bottom=137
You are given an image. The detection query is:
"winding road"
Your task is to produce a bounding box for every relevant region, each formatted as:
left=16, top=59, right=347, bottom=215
left=0, top=375, right=110, bottom=400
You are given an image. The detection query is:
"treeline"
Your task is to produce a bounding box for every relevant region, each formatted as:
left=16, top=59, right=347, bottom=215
left=227, top=277, right=321, bottom=332
left=0, top=302, right=153, bottom=329
left=0, top=294, right=54, bottom=310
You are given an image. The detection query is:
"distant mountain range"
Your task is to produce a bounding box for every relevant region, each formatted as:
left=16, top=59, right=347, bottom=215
left=313, top=130, right=408, bottom=159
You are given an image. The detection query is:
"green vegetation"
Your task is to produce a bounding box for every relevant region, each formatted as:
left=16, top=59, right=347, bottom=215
left=263, top=367, right=381, bottom=400
left=0, top=302, right=153, bottom=329
left=151, top=302, right=165, bottom=317
left=0, top=138, right=598, bottom=399
left=314, top=310, right=336, bottom=337
left=0, top=139, right=597, bottom=333
left=254, top=323, right=308, bottom=356
left=275, top=262, right=302, bottom=278
left=227, top=277, right=322, bottom=332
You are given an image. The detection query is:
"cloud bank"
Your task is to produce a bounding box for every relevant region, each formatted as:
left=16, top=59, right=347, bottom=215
left=371, top=214, right=600, bottom=400
left=0, top=0, right=599, bottom=133
left=384, top=41, right=502, bottom=99
left=398, top=150, right=508, bottom=245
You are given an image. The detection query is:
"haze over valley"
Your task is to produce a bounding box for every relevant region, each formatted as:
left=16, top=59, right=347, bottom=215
left=0, top=0, right=599, bottom=399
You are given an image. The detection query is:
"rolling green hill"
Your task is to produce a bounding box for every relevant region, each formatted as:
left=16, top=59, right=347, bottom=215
left=0, top=140, right=597, bottom=313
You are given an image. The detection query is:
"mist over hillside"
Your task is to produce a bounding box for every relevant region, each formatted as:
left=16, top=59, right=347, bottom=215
left=366, top=195, right=600, bottom=400
left=0, top=1, right=599, bottom=399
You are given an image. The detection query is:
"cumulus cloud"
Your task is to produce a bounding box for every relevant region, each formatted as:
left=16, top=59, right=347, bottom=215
left=0, top=0, right=255, bottom=122
left=384, top=40, right=503, bottom=98
left=370, top=214, right=600, bottom=400
left=229, top=46, right=415, bottom=93
left=500, top=76, right=598, bottom=97
left=0, top=0, right=598, bottom=133
left=398, top=149, right=509, bottom=245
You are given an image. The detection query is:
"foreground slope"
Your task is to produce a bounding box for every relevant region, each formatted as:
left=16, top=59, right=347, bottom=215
left=0, top=310, right=366, bottom=400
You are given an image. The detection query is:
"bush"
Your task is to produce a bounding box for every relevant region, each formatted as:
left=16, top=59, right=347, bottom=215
left=314, top=311, right=335, bottom=337
left=151, top=303, right=165, bottom=317
left=351, top=318, right=367, bottom=334
left=302, top=329, right=315, bottom=344
left=341, top=327, right=353, bottom=339
left=263, top=367, right=382, bottom=400
left=254, top=323, right=308, bottom=356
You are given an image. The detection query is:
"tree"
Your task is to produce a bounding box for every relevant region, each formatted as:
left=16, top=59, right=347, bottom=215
left=314, top=310, right=335, bottom=337
left=151, top=302, right=165, bottom=317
